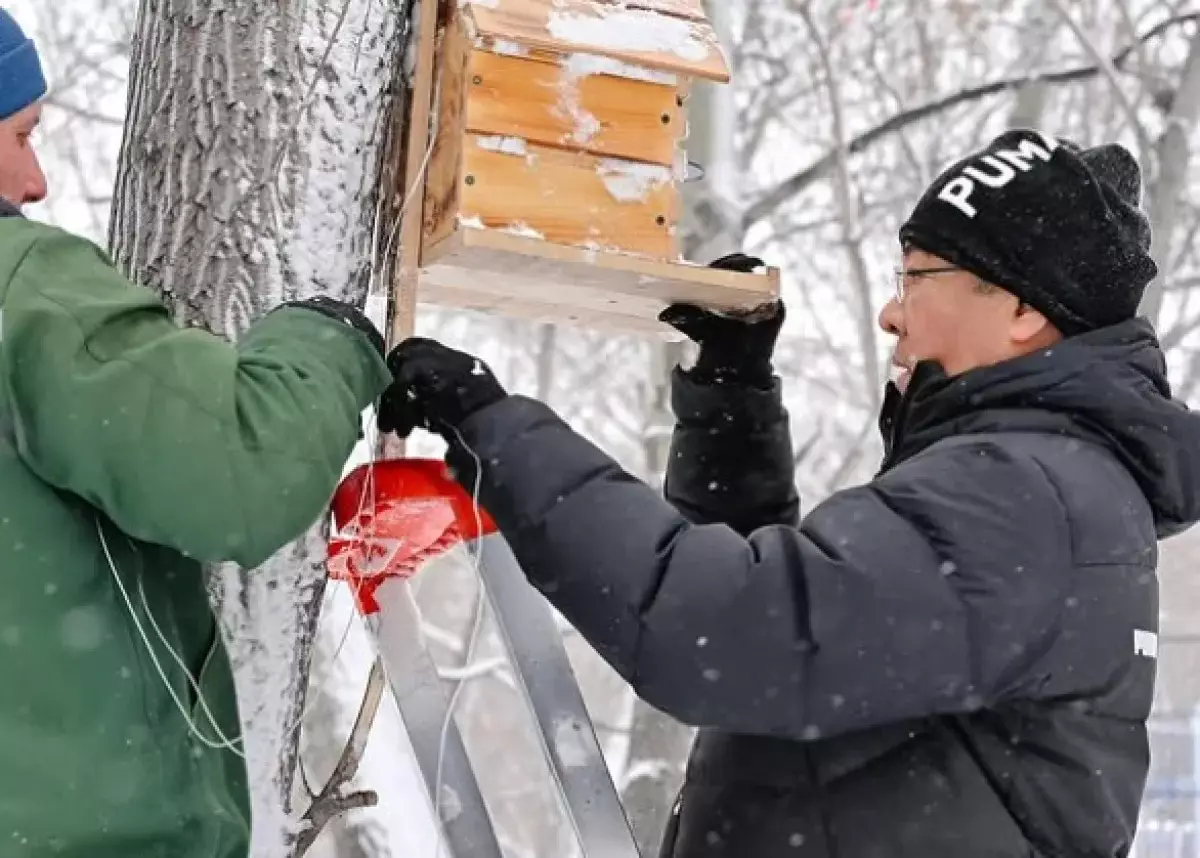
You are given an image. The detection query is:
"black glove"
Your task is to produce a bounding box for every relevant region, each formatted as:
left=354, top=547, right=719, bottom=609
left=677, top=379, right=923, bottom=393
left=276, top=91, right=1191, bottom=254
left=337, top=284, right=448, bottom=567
left=281, top=295, right=385, bottom=358
left=658, top=253, right=785, bottom=386
left=377, top=337, right=507, bottom=438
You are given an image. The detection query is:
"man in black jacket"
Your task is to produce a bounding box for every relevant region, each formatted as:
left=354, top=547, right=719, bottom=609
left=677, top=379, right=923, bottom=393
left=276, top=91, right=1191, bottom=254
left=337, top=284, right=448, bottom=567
left=377, top=129, right=1200, bottom=857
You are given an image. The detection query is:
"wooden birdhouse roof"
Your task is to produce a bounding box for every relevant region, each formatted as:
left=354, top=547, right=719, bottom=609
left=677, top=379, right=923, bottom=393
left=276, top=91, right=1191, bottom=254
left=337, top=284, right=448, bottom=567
left=459, top=0, right=731, bottom=83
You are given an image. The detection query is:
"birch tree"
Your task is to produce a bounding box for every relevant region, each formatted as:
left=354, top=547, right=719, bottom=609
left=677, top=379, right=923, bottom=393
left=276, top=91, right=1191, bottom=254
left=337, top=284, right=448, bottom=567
left=107, top=0, right=408, bottom=853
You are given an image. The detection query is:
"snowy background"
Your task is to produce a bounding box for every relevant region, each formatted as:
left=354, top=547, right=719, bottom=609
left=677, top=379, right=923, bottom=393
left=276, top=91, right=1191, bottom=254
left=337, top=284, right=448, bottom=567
left=13, top=0, right=1200, bottom=856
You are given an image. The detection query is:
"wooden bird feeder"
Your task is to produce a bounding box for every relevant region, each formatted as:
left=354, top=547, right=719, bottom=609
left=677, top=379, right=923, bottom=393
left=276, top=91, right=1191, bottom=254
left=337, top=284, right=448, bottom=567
left=407, top=0, right=780, bottom=335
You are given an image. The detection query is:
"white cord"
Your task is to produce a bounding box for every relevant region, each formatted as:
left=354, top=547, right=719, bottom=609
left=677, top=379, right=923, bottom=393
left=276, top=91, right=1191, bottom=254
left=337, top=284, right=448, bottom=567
left=136, top=566, right=245, bottom=750
left=97, top=518, right=246, bottom=756
left=367, top=72, right=441, bottom=308
left=99, top=513, right=371, bottom=764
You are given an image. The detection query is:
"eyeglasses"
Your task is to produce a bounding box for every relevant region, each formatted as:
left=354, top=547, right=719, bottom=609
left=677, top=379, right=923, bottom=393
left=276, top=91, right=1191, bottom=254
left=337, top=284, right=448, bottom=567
left=892, top=265, right=960, bottom=303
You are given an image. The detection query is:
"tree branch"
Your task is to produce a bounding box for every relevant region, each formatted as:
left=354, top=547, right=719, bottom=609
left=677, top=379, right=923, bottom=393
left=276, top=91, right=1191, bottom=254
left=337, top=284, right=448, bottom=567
left=798, top=4, right=881, bottom=404
left=43, top=95, right=125, bottom=128
left=292, top=658, right=387, bottom=856
left=1142, top=23, right=1200, bottom=323
left=741, top=11, right=1200, bottom=231
left=1048, top=0, right=1154, bottom=158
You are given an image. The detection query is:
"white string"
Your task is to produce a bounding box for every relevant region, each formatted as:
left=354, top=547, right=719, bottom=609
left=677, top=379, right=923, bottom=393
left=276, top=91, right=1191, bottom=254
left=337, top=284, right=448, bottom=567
left=99, top=512, right=373, bottom=765
left=96, top=518, right=246, bottom=757
left=136, top=566, right=245, bottom=750
left=367, top=71, right=441, bottom=307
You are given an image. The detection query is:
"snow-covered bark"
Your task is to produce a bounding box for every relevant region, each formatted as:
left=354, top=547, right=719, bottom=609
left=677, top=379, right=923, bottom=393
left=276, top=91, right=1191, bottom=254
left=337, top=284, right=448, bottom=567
left=108, top=1, right=408, bottom=854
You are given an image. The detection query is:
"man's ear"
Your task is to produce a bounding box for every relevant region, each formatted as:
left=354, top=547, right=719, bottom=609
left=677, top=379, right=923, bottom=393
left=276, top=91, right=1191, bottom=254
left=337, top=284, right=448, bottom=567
left=1010, top=302, right=1059, bottom=346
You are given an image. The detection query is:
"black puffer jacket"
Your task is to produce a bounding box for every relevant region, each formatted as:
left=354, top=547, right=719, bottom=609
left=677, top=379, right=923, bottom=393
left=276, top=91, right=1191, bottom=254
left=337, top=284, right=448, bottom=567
left=447, top=318, right=1200, bottom=857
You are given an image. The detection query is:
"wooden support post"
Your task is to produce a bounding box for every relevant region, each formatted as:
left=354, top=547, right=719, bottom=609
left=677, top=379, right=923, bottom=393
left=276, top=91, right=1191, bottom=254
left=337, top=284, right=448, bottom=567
left=384, top=0, right=442, bottom=459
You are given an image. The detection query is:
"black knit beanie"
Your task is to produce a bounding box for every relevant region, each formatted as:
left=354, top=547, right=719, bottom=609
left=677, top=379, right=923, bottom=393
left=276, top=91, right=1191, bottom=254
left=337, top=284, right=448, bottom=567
left=899, top=129, right=1157, bottom=336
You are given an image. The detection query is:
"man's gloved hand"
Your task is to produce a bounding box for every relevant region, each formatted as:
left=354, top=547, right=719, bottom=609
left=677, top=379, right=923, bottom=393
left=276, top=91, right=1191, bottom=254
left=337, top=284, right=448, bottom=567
left=377, top=338, right=507, bottom=439
left=658, top=253, right=785, bottom=386
left=281, top=295, right=385, bottom=358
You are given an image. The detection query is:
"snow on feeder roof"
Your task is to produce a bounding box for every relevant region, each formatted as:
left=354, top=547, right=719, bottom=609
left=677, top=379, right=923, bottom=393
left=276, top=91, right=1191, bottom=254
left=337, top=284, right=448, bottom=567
left=461, top=0, right=732, bottom=83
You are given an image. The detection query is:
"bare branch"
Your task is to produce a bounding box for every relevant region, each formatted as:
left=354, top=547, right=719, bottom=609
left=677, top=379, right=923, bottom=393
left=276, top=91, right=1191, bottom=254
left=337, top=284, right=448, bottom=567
left=741, top=11, right=1200, bottom=231
left=1048, top=0, right=1154, bottom=158
left=43, top=95, right=125, bottom=127
left=798, top=4, right=881, bottom=404
left=1143, top=25, right=1200, bottom=323
left=294, top=790, right=380, bottom=854
left=293, top=659, right=388, bottom=856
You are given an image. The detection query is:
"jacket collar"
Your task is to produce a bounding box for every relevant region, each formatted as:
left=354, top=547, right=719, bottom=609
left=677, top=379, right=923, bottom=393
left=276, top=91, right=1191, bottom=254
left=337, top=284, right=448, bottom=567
left=877, top=318, right=1200, bottom=535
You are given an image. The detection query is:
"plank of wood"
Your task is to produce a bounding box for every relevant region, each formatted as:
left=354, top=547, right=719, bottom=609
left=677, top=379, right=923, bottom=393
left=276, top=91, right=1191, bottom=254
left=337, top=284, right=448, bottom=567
left=387, top=0, right=441, bottom=460
left=461, top=0, right=730, bottom=83
left=422, top=14, right=471, bottom=250
left=459, top=134, right=679, bottom=259
left=418, top=282, right=677, bottom=337
left=394, top=0, right=442, bottom=347
left=424, top=252, right=670, bottom=317
left=465, top=48, right=681, bottom=166
left=419, top=226, right=779, bottom=332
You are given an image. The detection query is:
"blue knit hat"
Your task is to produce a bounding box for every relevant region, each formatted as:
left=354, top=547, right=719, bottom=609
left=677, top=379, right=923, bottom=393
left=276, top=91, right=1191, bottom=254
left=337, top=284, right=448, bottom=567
left=0, top=8, right=46, bottom=120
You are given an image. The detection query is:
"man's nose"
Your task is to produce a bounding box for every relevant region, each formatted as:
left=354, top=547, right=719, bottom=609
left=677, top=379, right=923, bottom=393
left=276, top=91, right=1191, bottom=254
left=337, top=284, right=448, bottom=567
left=24, top=152, right=47, bottom=205
left=878, top=296, right=903, bottom=336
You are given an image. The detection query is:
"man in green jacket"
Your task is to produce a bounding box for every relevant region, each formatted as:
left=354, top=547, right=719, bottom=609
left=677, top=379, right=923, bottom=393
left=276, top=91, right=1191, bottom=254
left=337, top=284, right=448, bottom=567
left=0, top=8, right=392, bottom=856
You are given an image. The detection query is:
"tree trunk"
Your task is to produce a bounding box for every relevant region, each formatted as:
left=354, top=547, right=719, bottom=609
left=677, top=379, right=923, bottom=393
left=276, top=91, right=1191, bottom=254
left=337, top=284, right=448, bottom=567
left=1008, top=4, right=1057, bottom=128
left=1142, top=27, right=1200, bottom=324
left=108, top=0, right=408, bottom=854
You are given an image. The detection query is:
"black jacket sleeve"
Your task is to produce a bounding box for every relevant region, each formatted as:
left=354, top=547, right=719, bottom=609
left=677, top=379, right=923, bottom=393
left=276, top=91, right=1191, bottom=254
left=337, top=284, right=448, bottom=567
left=448, top=396, right=1074, bottom=742
left=664, top=369, right=799, bottom=535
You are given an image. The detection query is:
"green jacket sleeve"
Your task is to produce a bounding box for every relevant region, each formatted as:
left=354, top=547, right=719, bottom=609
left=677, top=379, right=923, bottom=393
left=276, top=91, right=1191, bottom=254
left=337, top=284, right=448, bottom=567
left=0, top=227, right=391, bottom=568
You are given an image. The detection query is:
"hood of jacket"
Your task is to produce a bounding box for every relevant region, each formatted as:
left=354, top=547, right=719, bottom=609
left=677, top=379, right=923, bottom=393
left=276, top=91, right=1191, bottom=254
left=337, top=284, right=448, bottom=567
left=880, top=317, right=1200, bottom=537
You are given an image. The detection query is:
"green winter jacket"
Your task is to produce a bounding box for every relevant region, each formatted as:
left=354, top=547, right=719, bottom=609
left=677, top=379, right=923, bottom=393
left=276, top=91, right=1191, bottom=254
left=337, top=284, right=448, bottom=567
left=0, top=216, right=391, bottom=857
